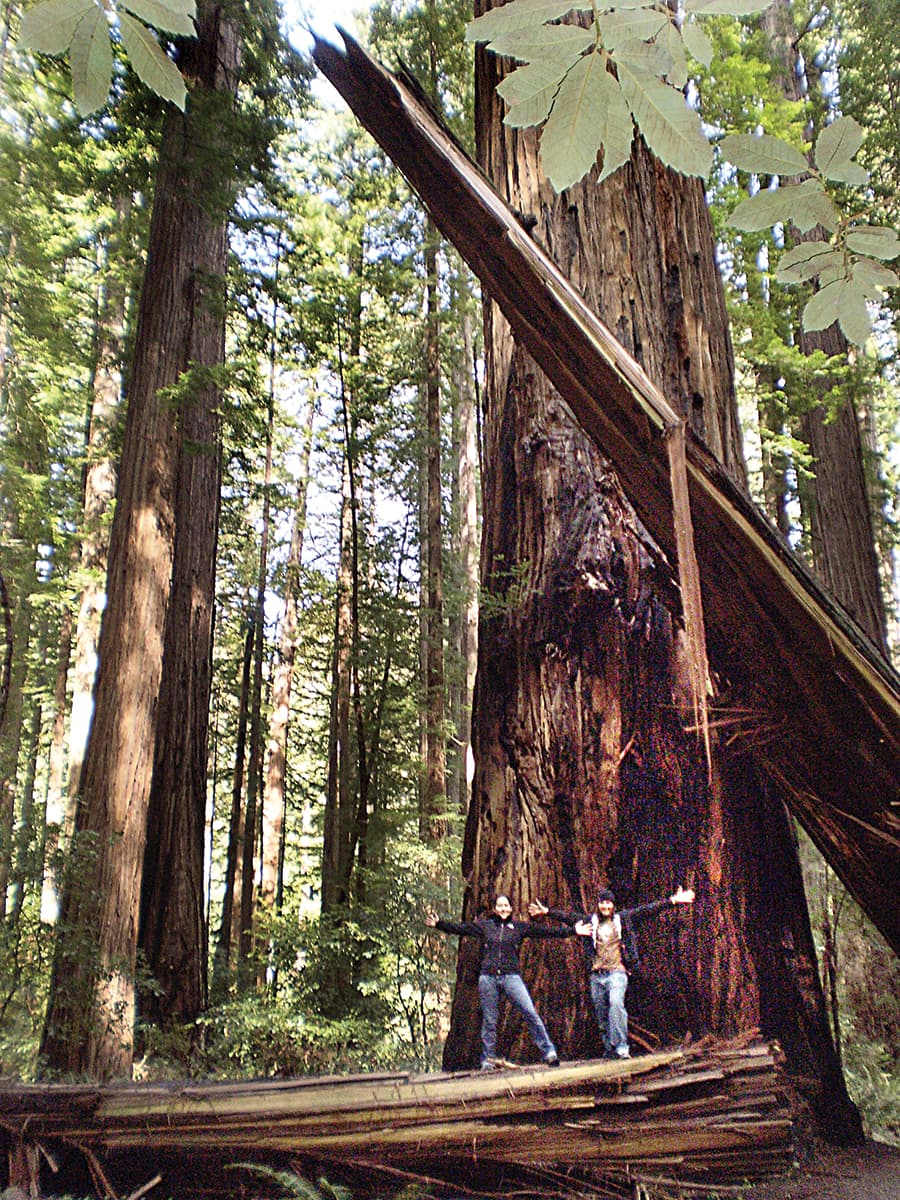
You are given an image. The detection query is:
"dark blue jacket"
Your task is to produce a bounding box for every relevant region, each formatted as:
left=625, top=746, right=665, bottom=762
left=435, top=913, right=573, bottom=975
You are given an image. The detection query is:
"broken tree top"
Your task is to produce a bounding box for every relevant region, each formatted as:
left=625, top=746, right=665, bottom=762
left=312, top=32, right=900, bottom=956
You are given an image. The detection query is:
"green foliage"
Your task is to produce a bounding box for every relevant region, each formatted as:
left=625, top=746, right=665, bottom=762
left=195, top=995, right=397, bottom=1078
left=465, top=0, right=770, bottom=190
left=722, top=116, right=899, bottom=347
left=17, top=0, right=195, bottom=113
left=227, top=1166, right=353, bottom=1200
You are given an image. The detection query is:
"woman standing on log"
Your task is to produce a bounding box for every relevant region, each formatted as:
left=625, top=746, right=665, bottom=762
left=529, top=887, right=695, bottom=1060
left=426, top=894, right=573, bottom=1070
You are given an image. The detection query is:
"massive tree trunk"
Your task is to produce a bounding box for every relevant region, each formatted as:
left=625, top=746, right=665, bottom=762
left=45, top=224, right=125, bottom=925
left=65, top=223, right=126, bottom=814
left=443, top=22, right=861, bottom=1143
left=137, top=285, right=223, bottom=1030
left=40, top=2, right=240, bottom=1078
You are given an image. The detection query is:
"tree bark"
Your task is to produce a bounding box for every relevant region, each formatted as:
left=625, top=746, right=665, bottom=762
left=48, top=224, right=125, bottom=925
left=40, top=1, right=240, bottom=1078
left=444, top=22, right=861, bottom=1143
left=65, top=222, right=125, bottom=816
left=137, top=302, right=223, bottom=1030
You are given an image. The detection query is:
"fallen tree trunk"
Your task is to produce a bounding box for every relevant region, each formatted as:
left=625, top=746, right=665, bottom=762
left=0, top=1040, right=795, bottom=1197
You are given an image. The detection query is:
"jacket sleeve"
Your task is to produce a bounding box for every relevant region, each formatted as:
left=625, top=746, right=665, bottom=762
left=621, top=898, right=672, bottom=923
left=521, top=917, right=577, bottom=937
left=546, top=907, right=587, bottom=927
left=434, top=918, right=483, bottom=938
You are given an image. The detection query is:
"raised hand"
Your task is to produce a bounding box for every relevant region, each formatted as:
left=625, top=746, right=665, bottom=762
left=528, top=899, right=548, bottom=918
left=424, top=908, right=439, bottom=927
left=671, top=886, right=695, bottom=905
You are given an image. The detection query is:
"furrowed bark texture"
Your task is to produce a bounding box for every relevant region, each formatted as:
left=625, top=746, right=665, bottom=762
left=41, top=1, right=239, bottom=1077
left=443, top=27, right=860, bottom=1141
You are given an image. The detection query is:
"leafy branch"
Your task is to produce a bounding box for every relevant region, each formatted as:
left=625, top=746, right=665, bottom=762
left=16, top=0, right=196, bottom=114
left=465, top=0, right=772, bottom=191
left=722, top=117, right=900, bottom=347
left=467, top=2, right=899, bottom=346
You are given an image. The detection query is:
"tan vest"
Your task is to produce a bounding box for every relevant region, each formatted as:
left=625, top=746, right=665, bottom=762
left=591, top=913, right=626, bottom=972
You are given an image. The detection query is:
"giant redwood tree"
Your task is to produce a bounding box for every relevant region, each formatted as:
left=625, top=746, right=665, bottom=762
left=40, top=1, right=241, bottom=1077
left=441, top=1, right=861, bottom=1143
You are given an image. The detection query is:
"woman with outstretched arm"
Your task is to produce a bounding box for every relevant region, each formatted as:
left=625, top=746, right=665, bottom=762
left=529, top=886, right=695, bottom=1060
left=426, top=893, right=574, bottom=1070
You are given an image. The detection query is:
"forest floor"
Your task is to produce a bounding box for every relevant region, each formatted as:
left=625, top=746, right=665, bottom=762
left=733, top=1137, right=900, bottom=1200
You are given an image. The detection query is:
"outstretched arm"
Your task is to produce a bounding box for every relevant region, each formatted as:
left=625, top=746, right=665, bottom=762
left=528, top=899, right=583, bottom=926
left=425, top=910, right=481, bottom=937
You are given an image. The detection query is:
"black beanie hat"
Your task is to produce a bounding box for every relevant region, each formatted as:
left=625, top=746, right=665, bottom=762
left=597, top=888, right=616, bottom=905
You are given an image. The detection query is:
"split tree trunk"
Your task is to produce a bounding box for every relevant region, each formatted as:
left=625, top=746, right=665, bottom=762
left=444, top=20, right=860, bottom=1143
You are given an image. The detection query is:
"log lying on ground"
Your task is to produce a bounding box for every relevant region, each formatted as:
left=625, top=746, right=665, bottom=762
left=0, top=1039, right=796, bottom=1197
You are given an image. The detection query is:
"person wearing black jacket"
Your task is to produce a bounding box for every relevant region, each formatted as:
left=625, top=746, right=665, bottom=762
left=529, top=886, right=694, bottom=1060
left=426, top=894, right=574, bottom=1070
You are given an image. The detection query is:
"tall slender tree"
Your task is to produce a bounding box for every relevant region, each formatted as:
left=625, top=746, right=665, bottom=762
left=40, top=0, right=242, bottom=1077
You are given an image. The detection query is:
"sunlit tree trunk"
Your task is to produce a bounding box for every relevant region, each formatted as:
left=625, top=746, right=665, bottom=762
left=449, top=296, right=479, bottom=816
left=45, top=224, right=125, bottom=923
left=42, top=607, right=71, bottom=921
left=65, top=223, right=125, bottom=815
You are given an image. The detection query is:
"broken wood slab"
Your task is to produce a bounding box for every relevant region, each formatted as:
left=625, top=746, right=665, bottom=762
left=0, top=1041, right=796, bottom=1197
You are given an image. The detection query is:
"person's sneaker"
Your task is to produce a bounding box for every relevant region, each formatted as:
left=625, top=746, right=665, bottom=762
left=616, top=1047, right=631, bottom=1059
left=544, top=1053, right=560, bottom=1067
left=481, top=1058, right=497, bottom=1071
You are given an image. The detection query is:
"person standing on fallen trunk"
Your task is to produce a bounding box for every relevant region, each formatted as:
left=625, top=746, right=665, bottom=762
left=529, top=886, right=695, bottom=1060
left=426, top=894, right=574, bottom=1070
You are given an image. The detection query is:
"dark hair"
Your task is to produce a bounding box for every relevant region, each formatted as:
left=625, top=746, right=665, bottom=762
left=597, top=889, right=616, bottom=905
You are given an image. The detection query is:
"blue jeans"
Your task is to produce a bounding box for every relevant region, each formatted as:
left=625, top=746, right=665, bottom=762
left=477, top=973, right=557, bottom=1064
left=590, top=969, right=629, bottom=1056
